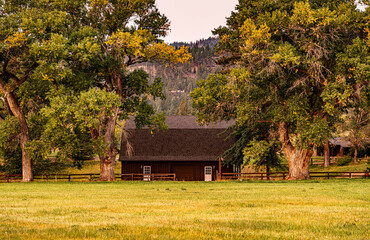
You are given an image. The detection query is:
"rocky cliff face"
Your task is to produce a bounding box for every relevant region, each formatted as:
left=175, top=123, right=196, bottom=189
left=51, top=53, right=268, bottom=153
left=132, top=37, right=220, bottom=115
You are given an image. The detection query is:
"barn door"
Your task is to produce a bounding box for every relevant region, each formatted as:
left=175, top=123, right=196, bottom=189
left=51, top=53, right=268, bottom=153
left=204, top=166, right=212, bottom=181
left=143, top=166, right=151, bottom=181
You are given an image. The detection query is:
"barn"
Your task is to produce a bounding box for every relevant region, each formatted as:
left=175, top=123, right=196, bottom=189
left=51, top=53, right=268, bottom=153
left=119, top=116, right=236, bottom=181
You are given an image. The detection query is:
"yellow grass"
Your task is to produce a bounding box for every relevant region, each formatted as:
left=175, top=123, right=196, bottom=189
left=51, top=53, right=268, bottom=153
left=0, top=180, right=369, bottom=239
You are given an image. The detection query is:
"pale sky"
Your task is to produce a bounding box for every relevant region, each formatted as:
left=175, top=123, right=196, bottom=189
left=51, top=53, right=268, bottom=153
left=156, top=0, right=239, bottom=43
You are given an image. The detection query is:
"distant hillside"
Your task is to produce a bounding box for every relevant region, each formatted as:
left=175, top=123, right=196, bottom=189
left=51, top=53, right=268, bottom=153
left=171, top=38, right=219, bottom=49
left=133, top=37, right=221, bottom=115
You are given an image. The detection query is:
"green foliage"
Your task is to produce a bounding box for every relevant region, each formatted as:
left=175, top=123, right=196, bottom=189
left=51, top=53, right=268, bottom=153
left=337, top=156, right=353, bottom=166
left=41, top=88, right=120, bottom=161
left=192, top=0, right=369, bottom=170
left=243, top=139, right=283, bottom=170
left=0, top=115, right=67, bottom=175
left=1, top=0, right=190, bottom=176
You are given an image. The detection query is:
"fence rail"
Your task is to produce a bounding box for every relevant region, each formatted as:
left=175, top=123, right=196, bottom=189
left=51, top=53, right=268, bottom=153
left=310, top=156, right=369, bottom=165
left=0, top=172, right=367, bottom=182
left=121, top=173, right=176, bottom=181
left=221, top=171, right=369, bottom=180
left=0, top=173, right=176, bottom=183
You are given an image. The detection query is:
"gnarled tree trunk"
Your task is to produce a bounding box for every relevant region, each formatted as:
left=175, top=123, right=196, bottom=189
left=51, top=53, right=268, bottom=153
left=279, top=122, right=312, bottom=180
left=99, top=107, right=119, bottom=181
left=6, top=92, right=33, bottom=182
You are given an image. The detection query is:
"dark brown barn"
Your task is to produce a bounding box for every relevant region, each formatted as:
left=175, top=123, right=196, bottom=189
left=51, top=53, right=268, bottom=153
left=119, top=116, right=235, bottom=181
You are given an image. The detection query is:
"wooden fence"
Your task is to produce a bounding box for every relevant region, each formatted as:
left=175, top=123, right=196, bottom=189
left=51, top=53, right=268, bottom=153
left=121, top=173, right=176, bottom=181
left=221, top=171, right=369, bottom=180
left=0, top=172, right=368, bottom=182
left=0, top=173, right=176, bottom=183
left=310, top=156, right=337, bottom=165
left=310, top=156, right=369, bottom=165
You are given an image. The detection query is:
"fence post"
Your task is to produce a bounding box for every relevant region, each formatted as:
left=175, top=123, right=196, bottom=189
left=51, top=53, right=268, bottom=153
left=327, top=172, right=330, bottom=179
left=6, top=175, right=9, bottom=183
left=68, top=175, right=71, bottom=182
left=283, top=172, right=285, bottom=180
left=349, top=172, right=352, bottom=178
left=260, top=173, right=263, bottom=180
left=46, top=174, right=49, bottom=181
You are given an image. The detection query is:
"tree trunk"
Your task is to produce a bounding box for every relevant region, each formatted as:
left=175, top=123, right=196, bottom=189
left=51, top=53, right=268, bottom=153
left=339, top=146, right=344, bottom=157
left=312, top=145, right=318, bottom=157
left=279, top=122, right=312, bottom=180
left=354, top=147, right=358, bottom=163
left=6, top=92, right=33, bottom=182
left=324, top=140, right=330, bottom=167
left=99, top=107, right=119, bottom=181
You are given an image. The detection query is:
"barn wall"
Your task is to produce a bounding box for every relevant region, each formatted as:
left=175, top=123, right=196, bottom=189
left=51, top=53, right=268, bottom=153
left=121, top=161, right=233, bottom=181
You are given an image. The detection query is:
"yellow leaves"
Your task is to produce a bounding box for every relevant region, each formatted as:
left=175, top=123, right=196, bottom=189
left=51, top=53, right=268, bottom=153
left=291, top=1, right=337, bottom=27
left=106, top=29, right=148, bottom=57
left=90, top=0, right=109, bottom=8
left=5, top=32, right=27, bottom=48
left=239, top=19, right=271, bottom=53
left=145, top=43, right=191, bottom=64
left=106, top=29, right=191, bottom=64
left=270, top=43, right=300, bottom=66
left=291, top=1, right=316, bottom=26
left=366, top=28, right=370, bottom=47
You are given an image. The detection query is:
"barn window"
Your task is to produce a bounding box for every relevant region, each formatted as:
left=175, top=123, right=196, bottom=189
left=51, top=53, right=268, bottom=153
left=143, top=166, right=151, bottom=175
left=143, top=166, right=151, bottom=181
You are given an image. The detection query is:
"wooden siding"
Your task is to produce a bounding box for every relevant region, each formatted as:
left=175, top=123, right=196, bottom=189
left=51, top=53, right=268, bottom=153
left=119, top=116, right=236, bottom=181
left=121, top=161, right=232, bottom=181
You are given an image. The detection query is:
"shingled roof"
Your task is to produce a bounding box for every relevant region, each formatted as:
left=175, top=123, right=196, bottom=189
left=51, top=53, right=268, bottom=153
left=120, top=116, right=236, bottom=162
left=124, top=115, right=235, bottom=129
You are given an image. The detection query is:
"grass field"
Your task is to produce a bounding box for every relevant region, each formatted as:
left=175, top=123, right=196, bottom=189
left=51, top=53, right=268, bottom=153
left=0, top=180, right=369, bottom=239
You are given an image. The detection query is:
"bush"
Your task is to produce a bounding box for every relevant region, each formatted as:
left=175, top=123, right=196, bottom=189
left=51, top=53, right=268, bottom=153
left=0, top=148, right=70, bottom=175
left=337, top=156, right=353, bottom=166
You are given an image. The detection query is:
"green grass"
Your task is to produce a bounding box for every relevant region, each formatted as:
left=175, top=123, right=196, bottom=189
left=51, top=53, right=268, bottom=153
left=0, top=180, right=369, bottom=239
left=61, top=159, right=122, bottom=175
left=309, top=161, right=368, bottom=172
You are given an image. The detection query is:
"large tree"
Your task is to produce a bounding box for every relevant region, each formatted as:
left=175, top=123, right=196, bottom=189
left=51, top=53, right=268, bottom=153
left=50, top=0, right=190, bottom=181
left=0, top=0, right=190, bottom=181
left=0, top=0, right=75, bottom=181
left=191, top=0, right=369, bottom=179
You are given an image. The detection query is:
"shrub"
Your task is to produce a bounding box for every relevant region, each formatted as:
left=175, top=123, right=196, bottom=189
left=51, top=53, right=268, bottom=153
left=337, top=156, right=353, bottom=166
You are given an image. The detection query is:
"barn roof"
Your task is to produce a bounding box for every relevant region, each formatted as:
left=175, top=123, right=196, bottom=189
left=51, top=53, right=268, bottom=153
left=329, top=138, right=353, bottom=148
left=120, top=116, right=236, bottom=162
left=124, top=115, right=235, bottom=129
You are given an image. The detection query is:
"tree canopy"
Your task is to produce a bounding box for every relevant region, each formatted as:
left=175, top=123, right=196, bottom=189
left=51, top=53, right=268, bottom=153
left=0, top=0, right=191, bottom=181
left=191, top=0, right=369, bottom=179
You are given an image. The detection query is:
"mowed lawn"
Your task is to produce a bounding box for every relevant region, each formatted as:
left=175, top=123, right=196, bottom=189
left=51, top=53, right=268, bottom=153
left=0, top=180, right=369, bottom=240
